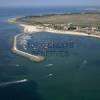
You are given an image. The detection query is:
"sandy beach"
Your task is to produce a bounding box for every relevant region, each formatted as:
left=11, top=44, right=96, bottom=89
left=20, top=24, right=100, bottom=39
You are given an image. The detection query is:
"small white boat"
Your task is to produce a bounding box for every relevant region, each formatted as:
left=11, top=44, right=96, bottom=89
left=31, top=44, right=34, bottom=47
left=83, top=60, right=87, bottom=64
left=48, top=73, right=53, bottom=77
left=46, top=63, right=53, bottom=67
left=23, top=46, right=27, bottom=50
left=16, top=64, right=20, bottom=67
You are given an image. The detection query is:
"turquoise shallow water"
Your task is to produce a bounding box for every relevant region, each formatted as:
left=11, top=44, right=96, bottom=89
left=0, top=7, right=100, bottom=100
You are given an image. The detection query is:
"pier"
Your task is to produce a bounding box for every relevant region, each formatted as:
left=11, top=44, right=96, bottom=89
left=12, top=33, right=45, bottom=62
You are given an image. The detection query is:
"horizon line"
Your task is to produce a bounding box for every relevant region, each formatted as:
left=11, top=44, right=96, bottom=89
left=0, top=5, right=100, bottom=8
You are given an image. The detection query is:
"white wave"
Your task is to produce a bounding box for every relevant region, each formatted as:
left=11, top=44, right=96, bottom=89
left=0, top=79, right=28, bottom=87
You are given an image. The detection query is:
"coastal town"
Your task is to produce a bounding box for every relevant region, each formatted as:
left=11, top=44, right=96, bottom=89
left=15, top=13, right=100, bottom=36
left=33, top=23, right=100, bottom=35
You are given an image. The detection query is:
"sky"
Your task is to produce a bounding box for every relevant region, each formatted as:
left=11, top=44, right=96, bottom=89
left=0, top=0, right=100, bottom=7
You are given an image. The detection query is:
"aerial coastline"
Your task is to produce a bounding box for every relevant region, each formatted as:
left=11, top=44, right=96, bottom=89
left=9, top=13, right=100, bottom=62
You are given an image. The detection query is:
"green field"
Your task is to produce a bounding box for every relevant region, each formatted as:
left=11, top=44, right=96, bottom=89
left=17, top=13, right=100, bottom=26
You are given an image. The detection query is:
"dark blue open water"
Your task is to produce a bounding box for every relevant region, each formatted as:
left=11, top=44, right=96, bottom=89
left=0, top=6, right=100, bottom=100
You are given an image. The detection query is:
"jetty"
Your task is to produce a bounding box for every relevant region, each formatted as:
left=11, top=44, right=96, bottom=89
left=12, top=33, right=45, bottom=62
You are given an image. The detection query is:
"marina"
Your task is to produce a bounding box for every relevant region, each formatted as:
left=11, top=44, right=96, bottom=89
left=12, top=33, right=45, bottom=62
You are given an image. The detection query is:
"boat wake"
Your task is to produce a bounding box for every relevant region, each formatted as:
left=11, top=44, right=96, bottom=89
left=0, top=79, right=28, bottom=87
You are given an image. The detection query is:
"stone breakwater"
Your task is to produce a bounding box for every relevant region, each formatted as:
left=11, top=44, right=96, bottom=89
left=12, top=33, right=45, bottom=62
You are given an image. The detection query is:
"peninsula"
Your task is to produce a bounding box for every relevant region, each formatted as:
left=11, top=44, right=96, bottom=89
left=14, top=13, right=100, bottom=36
